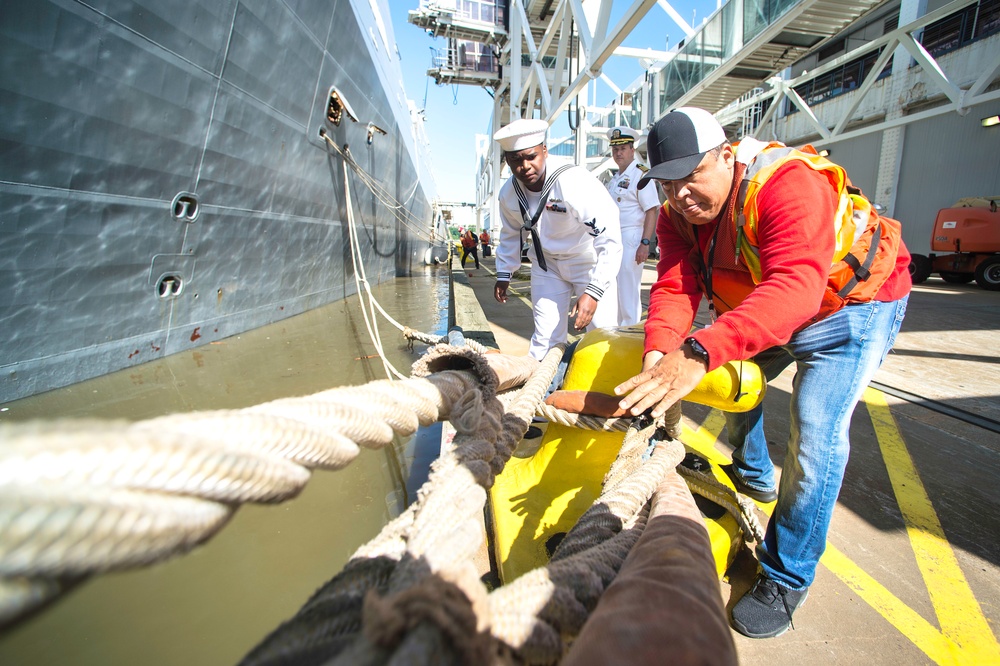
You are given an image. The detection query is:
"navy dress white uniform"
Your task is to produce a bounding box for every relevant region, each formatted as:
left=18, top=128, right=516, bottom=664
left=494, top=120, right=622, bottom=361
left=606, top=126, right=661, bottom=326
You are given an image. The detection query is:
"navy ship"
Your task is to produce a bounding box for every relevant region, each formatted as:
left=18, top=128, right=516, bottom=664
left=1, top=0, right=444, bottom=403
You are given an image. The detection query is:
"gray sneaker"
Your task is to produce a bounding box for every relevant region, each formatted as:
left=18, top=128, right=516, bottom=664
left=731, top=573, right=808, bottom=639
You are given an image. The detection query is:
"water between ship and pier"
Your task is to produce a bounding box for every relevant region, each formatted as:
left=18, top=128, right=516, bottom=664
left=0, top=267, right=450, bottom=666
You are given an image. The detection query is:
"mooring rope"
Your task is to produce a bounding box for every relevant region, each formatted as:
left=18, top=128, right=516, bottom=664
left=536, top=401, right=684, bottom=440
left=487, top=433, right=685, bottom=664
left=241, top=391, right=697, bottom=665
left=0, top=346, right=538, bottom=627
left=320, top=130, right=434, bottom=244
left=677, top=466, right=766, bottom=544
left=338, top=153, right=489, bottom=382
left=403, top=328, right=492, bottom=356
left=534, top=402, right=635, bottom=432
left=240, top=345, right=565, bottom=666
left=2, top=330, right=758, bottom=665
left=531, top=400, right=759, bottom=547
left=342, top=158, right=406, bottom=380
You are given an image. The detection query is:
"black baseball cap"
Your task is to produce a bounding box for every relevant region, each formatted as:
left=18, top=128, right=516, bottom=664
left=637, top=107, right=728, bottom=189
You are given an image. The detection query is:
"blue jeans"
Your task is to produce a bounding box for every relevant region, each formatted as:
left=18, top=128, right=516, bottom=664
left=725, top=297, right=908, bottom=590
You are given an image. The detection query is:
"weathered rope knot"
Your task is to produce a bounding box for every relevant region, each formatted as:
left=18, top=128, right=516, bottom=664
left=451, top=390, right=485, bottom=435
left=361, top=576, right=493, bottom=663
left=410, top=344, right=499, bottom=402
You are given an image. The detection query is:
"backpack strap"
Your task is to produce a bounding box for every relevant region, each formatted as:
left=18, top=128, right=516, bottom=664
left=836, top=219, right=881, bottom=297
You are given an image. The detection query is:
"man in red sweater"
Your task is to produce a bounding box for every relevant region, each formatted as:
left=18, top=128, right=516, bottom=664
left=614, top=107, right=911, bottom=639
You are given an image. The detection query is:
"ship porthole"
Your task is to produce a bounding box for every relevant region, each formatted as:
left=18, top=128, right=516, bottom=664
left=156, top=273, right=184, bottom=299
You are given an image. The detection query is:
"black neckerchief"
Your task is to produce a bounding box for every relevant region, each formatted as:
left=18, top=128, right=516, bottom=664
left=511, top=163, right=573, bottom=271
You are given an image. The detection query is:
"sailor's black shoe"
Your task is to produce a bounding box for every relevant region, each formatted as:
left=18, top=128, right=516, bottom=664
left=721, top=463, right=778, bottom=503
left=730, top=573, right=808, bottom=639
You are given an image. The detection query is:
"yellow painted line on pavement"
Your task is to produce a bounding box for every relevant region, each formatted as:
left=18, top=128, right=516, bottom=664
left=687, top=401, right=999, bottom=664
left=863, top=387, right=1000, bottom=664
left=821, top=544, right=965, bottom=663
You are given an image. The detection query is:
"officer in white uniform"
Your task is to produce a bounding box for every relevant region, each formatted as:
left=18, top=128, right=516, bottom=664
left=493, top=119, right=622, bottom=360
left=606, top=126, right=661, bottom=326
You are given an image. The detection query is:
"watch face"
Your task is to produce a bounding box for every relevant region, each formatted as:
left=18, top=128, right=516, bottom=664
left=641, top=239, right=650, bottom=245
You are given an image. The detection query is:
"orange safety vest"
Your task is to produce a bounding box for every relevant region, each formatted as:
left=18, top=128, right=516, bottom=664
left=671, top=138, right=903, bottom=325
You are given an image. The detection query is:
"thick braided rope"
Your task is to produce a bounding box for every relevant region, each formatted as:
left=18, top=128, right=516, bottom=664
left=535, top=397, right=759, bottom=547
left=0, top=350, right=529, bottom=627
left=0, top=376, right=473, bottom=573
left=403, top=327, right=492, bottom=356
left=548, top=424, right=661, bottom=562
left=487, top=438, right=686, bottom=663
left=544, top=400, right=764, bottom=547
left=0, top=577, right=65, bottom=626
left=677, top=466, right=766, bottom=544
left=488, top=518, right=647, bottom=664
left=348, top=346, right=564, bottom=623
left=534, top=402, right=683, bottom=442
left=240, top=346, right=565, bottom=666
left=597, top=419, right=660, bottom=497
left=534, top=402, right=634, bottom=432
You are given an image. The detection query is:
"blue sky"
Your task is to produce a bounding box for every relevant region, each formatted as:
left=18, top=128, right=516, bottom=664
left=389, top=0, right=716, bottom=203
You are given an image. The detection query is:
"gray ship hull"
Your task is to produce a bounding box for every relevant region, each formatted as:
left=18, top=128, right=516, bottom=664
left=1, top=0, right=441, bottom=402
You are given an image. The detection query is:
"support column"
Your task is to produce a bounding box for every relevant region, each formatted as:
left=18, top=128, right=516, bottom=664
left=875, top=0, right=925, bottom=215
left=510, top=0, right=523, bottom=122
left=573, top=34, right=588, bottom=167
left=491, top=92, right=503, bottom=234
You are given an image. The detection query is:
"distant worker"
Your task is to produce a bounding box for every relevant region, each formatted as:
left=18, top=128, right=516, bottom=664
left=460, top=229, right=480, bottom=269
left=493, top=118, right=622, bottom=360
left=479, top=228, right=492, bottom=256
left=606, top=126, right=661, bottom=325
left=614, top=107, right=911, bottom=639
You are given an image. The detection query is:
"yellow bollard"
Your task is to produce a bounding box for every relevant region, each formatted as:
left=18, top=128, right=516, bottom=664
left=563, top=326, right=765, bottom=413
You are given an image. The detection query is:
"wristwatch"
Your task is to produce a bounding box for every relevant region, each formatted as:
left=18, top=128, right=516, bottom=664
left=640, top=238, right=651, bottom=246
left=684, top=337, right=710, bottom=367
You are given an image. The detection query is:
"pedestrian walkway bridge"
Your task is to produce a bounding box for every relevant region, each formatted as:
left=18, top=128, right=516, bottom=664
left=408, top=0, right=887, bottom=119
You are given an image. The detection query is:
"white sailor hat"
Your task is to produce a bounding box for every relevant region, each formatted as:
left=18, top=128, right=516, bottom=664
left=607, top=126, right=639, bottom=145
left=494, top=118, right=549, bottom=152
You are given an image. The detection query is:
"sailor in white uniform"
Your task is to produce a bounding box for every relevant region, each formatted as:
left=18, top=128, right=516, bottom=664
left=492, top=119, right=622, bottom=360
left=606, top=126, right=661, bottom=326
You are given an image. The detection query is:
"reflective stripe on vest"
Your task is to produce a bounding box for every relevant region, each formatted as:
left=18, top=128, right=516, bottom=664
left=732, top=139, right=866, bottom=282
left=722, top=139, right=901, bottom=321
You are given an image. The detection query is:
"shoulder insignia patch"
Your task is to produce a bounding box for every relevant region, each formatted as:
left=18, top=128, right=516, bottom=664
left=637, top=164, right=649, bottom=173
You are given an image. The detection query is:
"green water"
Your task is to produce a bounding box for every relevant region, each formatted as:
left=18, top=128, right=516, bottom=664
left=0, top=267, right=450, bottom=665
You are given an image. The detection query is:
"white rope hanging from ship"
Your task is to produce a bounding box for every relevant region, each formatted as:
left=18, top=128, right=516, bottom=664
left=319, top=128, right=438, bottom=245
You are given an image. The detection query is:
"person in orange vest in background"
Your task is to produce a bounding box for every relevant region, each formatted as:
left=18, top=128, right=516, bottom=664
left=479, top=229, right=492, bottom=256
left=614, top=107, right=911, bottom=639
left=460, top=229, right=480, bottom=269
